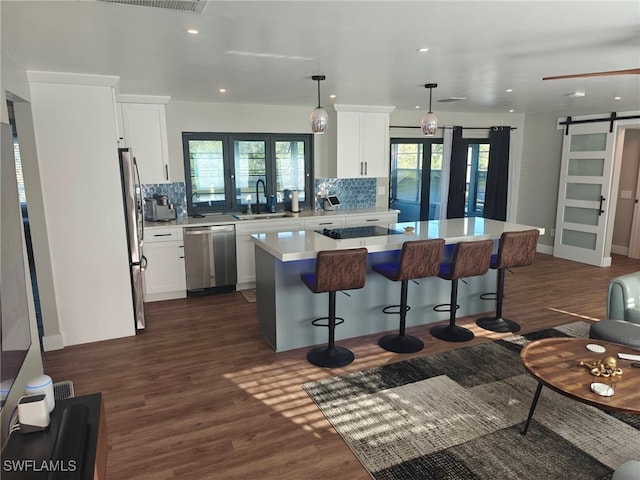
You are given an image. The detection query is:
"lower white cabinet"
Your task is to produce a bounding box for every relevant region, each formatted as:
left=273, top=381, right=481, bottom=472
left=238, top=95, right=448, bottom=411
left=236, top=219, right=303, bottom=286
left=143, top=227, right=186, bottom=301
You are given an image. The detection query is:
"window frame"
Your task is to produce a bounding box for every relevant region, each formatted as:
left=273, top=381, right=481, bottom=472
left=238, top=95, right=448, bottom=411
left=182, top=132, right=313, bottom=214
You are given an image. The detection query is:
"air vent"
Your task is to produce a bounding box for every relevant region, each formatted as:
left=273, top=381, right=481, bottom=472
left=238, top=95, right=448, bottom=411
left=437, top=97, right=467, bottom=103
left=97, top=0, right=207, bottom=14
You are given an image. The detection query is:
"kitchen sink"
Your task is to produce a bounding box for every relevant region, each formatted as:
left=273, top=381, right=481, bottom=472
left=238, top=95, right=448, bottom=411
left=232, top=212, right=292, bottom=220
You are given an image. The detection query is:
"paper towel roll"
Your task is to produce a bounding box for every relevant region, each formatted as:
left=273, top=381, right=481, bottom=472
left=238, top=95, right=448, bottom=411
left=291, top=191, right=299, bottom=212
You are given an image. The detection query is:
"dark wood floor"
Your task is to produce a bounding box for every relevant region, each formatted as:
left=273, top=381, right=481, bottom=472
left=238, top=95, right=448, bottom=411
left=43, top=253, right=640, bottom=480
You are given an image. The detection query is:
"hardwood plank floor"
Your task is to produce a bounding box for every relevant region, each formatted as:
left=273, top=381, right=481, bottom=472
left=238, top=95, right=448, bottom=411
left=43, top=253, right=640, bottom=479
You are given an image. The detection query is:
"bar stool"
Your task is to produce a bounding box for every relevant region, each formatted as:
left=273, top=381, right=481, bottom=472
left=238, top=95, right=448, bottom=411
left=476, top=229, right=540, bottom=333
left=430, top=240, right=494, bottom=342
left=301, top=248, right=368, bottom=368
left=373, top=239, right=445, bottom=353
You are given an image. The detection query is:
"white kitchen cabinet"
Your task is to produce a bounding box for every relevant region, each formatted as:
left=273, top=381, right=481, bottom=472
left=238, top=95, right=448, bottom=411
left=303, top=216, right=346, bottom=230
left=345, top=212, right=398, bottom=227
left=324, top=105, right=395, bottom=179
left=118, top=98, right=170, bottom=184
left=236, top=218, right=303, bottom=286
left=143, top=227, right=186, bottom=301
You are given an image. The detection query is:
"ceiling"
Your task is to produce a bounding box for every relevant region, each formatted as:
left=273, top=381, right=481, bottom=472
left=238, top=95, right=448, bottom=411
left=2, top=1, right=640, bottom=116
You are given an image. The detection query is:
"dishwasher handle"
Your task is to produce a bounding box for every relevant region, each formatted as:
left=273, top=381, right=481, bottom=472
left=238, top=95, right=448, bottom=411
left=184, top=225, right=235, bottom=235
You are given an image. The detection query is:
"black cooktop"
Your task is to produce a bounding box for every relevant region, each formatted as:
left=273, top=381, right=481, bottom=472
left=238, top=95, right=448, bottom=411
left=316, top=226, right=404, bottom=239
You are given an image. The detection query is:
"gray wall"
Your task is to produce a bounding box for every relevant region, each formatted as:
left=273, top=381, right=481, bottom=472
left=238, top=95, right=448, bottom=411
left=518, top=112, right=564, bottom=247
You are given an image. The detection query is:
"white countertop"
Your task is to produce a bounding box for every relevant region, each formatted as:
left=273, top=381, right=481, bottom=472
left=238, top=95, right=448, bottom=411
left=251, top=218, right=545, bottom=261
left=144, top=207, right=398, bottom=229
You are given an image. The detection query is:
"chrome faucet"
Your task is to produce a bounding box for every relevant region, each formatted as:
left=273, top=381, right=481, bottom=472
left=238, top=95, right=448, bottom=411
left=256, top=179, right=267, bottom=214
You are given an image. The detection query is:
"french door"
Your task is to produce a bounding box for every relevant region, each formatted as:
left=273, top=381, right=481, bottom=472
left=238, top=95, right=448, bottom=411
left=389, top=139, right=443, bottom=222
left=553, top=122, right=615, bottom=266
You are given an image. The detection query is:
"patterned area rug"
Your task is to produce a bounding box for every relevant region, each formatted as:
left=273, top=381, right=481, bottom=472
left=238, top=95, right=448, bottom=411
left=303, top=322, right=640, bottom=479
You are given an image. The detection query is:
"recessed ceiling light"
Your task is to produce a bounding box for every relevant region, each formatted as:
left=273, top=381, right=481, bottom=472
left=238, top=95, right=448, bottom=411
left=509, top=109, right=515, bottom=113
left=614, top=96, right=621, bottom=100
left=417, top=48, right=429, bottom=52
left=219, top=88, right=226, bottom=93
left=187, top=28, right=199, bottom=35
left=569, top=89, right=586, bottom=98
left=330, top=94, right=336, bottom=99
left=505, top=89, right=513, bottom=93
left=415, top=105, right=421, bottom=109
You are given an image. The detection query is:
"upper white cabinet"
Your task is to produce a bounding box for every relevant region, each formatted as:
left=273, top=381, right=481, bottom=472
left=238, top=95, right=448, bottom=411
left=117, top=95, right=171, bottom=184
left=319, top=105, right=395, bottom=179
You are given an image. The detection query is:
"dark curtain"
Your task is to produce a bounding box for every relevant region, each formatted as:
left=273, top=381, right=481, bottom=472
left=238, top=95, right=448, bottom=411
left=483, top=126, right=510, bottom=221
left=446, top=126, right=466, bottom=218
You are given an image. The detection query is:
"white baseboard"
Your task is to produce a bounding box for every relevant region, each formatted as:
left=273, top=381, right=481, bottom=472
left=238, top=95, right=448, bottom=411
left=611, top=244, right=629, bottom=256
left=42, top=334, right=64, bottom=351
left=537, top=243, right=553, bottom=255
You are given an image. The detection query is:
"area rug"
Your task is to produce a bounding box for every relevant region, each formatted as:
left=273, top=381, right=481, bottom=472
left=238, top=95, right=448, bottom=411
left=239, top=289, right=256, bottom=303
left=303, top=321, right=640, bottom=479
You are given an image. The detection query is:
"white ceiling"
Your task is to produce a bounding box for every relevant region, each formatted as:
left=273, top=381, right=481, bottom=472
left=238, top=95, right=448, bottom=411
left=2, top=1, right=640, bottom=115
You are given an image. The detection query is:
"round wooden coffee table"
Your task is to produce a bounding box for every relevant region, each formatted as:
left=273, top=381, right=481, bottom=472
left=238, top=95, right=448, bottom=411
left=520, top=337, right=640, bottom=434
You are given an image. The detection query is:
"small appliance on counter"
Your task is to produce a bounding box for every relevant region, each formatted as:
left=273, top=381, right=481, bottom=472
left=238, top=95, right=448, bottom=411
left=144, top=194, right=177, bottom=222
left=323, top=195, right=341, bottom=211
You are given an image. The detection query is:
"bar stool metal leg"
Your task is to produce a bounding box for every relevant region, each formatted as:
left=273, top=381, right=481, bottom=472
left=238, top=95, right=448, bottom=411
left=378, top=280, right=424, bottom=353
left=306, top=291, right=355, bottom=368
left=476, top=268, right=521, bottom=333
left=430, top=279, right=475, bottom=342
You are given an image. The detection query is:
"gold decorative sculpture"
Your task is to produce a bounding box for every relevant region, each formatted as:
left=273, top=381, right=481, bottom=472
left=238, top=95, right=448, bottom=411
left=579, top=355, right=623, bottom=377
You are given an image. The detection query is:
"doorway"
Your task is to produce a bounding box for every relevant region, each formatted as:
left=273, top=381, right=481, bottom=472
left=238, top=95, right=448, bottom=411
left=389, top=139, right=443, bottom=222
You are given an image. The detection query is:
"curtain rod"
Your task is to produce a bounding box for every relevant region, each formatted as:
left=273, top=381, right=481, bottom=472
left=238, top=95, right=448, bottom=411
left=390, top=125, right=517, bottom=130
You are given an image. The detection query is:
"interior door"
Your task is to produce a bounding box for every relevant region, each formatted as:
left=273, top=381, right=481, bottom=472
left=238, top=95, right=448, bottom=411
left=553, top=122, right=615, bottom=266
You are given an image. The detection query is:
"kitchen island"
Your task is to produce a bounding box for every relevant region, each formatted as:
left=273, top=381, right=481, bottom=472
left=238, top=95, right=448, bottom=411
left=252, top=218, right=544, bottom=352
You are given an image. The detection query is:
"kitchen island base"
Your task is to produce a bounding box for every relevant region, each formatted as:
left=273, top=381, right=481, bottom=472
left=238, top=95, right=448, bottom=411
left=255, top=247, right=495, bottom=352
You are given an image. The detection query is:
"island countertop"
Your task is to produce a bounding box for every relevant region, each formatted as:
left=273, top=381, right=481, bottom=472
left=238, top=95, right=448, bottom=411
left=251, top=218, right=545, bottom=261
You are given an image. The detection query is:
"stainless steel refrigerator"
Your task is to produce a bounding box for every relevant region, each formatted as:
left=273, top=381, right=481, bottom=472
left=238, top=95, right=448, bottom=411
left=118, top=148, right=146, bottom=331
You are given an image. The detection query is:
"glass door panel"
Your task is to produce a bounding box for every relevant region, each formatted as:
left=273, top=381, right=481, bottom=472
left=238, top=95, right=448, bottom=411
left=275, top=140, right=307, bottom=203
left=567, top=158, right=604, bottom=176
left=565, top=183, right=601, bottom=201
left=390, top=140, right=442, bottom=222
left=188, top=139, right=226, bottom=207
left=563, top=206, right=599, bottom=226
left=234, top=140, right=266, bottom=207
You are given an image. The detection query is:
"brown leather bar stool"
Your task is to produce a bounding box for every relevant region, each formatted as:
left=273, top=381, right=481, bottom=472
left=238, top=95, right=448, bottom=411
left=301, top=248, right=368, bottom=368
left=476, top=229, right=540, bottom=333
left=373, top=239, right=445, bottom=353
left=430, top=240, right=494, bottom=342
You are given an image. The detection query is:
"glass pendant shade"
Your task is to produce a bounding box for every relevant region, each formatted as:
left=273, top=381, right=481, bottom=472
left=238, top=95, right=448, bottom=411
left=310, top=75, right=328, bottom=134
left=421, top=112, right=438, bottom=136
left=310, top=107, right=328, bottom=134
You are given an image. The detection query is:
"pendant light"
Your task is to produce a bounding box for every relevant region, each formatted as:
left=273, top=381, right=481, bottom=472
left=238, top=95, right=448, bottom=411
left=421, top=83, right=438, bottom=136
left=310, top=75, right=328, bottom=134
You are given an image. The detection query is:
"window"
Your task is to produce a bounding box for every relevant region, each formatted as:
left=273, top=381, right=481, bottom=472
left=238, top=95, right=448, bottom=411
left=183, top=133, right=313, bottom=214
left=389, top=139, right=443, bottom=222
left=464, top=140, right=489, bottom=217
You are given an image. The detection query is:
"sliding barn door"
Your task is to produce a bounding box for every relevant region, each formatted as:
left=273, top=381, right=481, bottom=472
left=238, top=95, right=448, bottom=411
left=553, top=122, right=615, bottom=266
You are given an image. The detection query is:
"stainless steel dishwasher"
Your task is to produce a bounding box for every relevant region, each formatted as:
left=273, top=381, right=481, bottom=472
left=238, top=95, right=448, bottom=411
left=184, top=225, right=237, bottom=294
